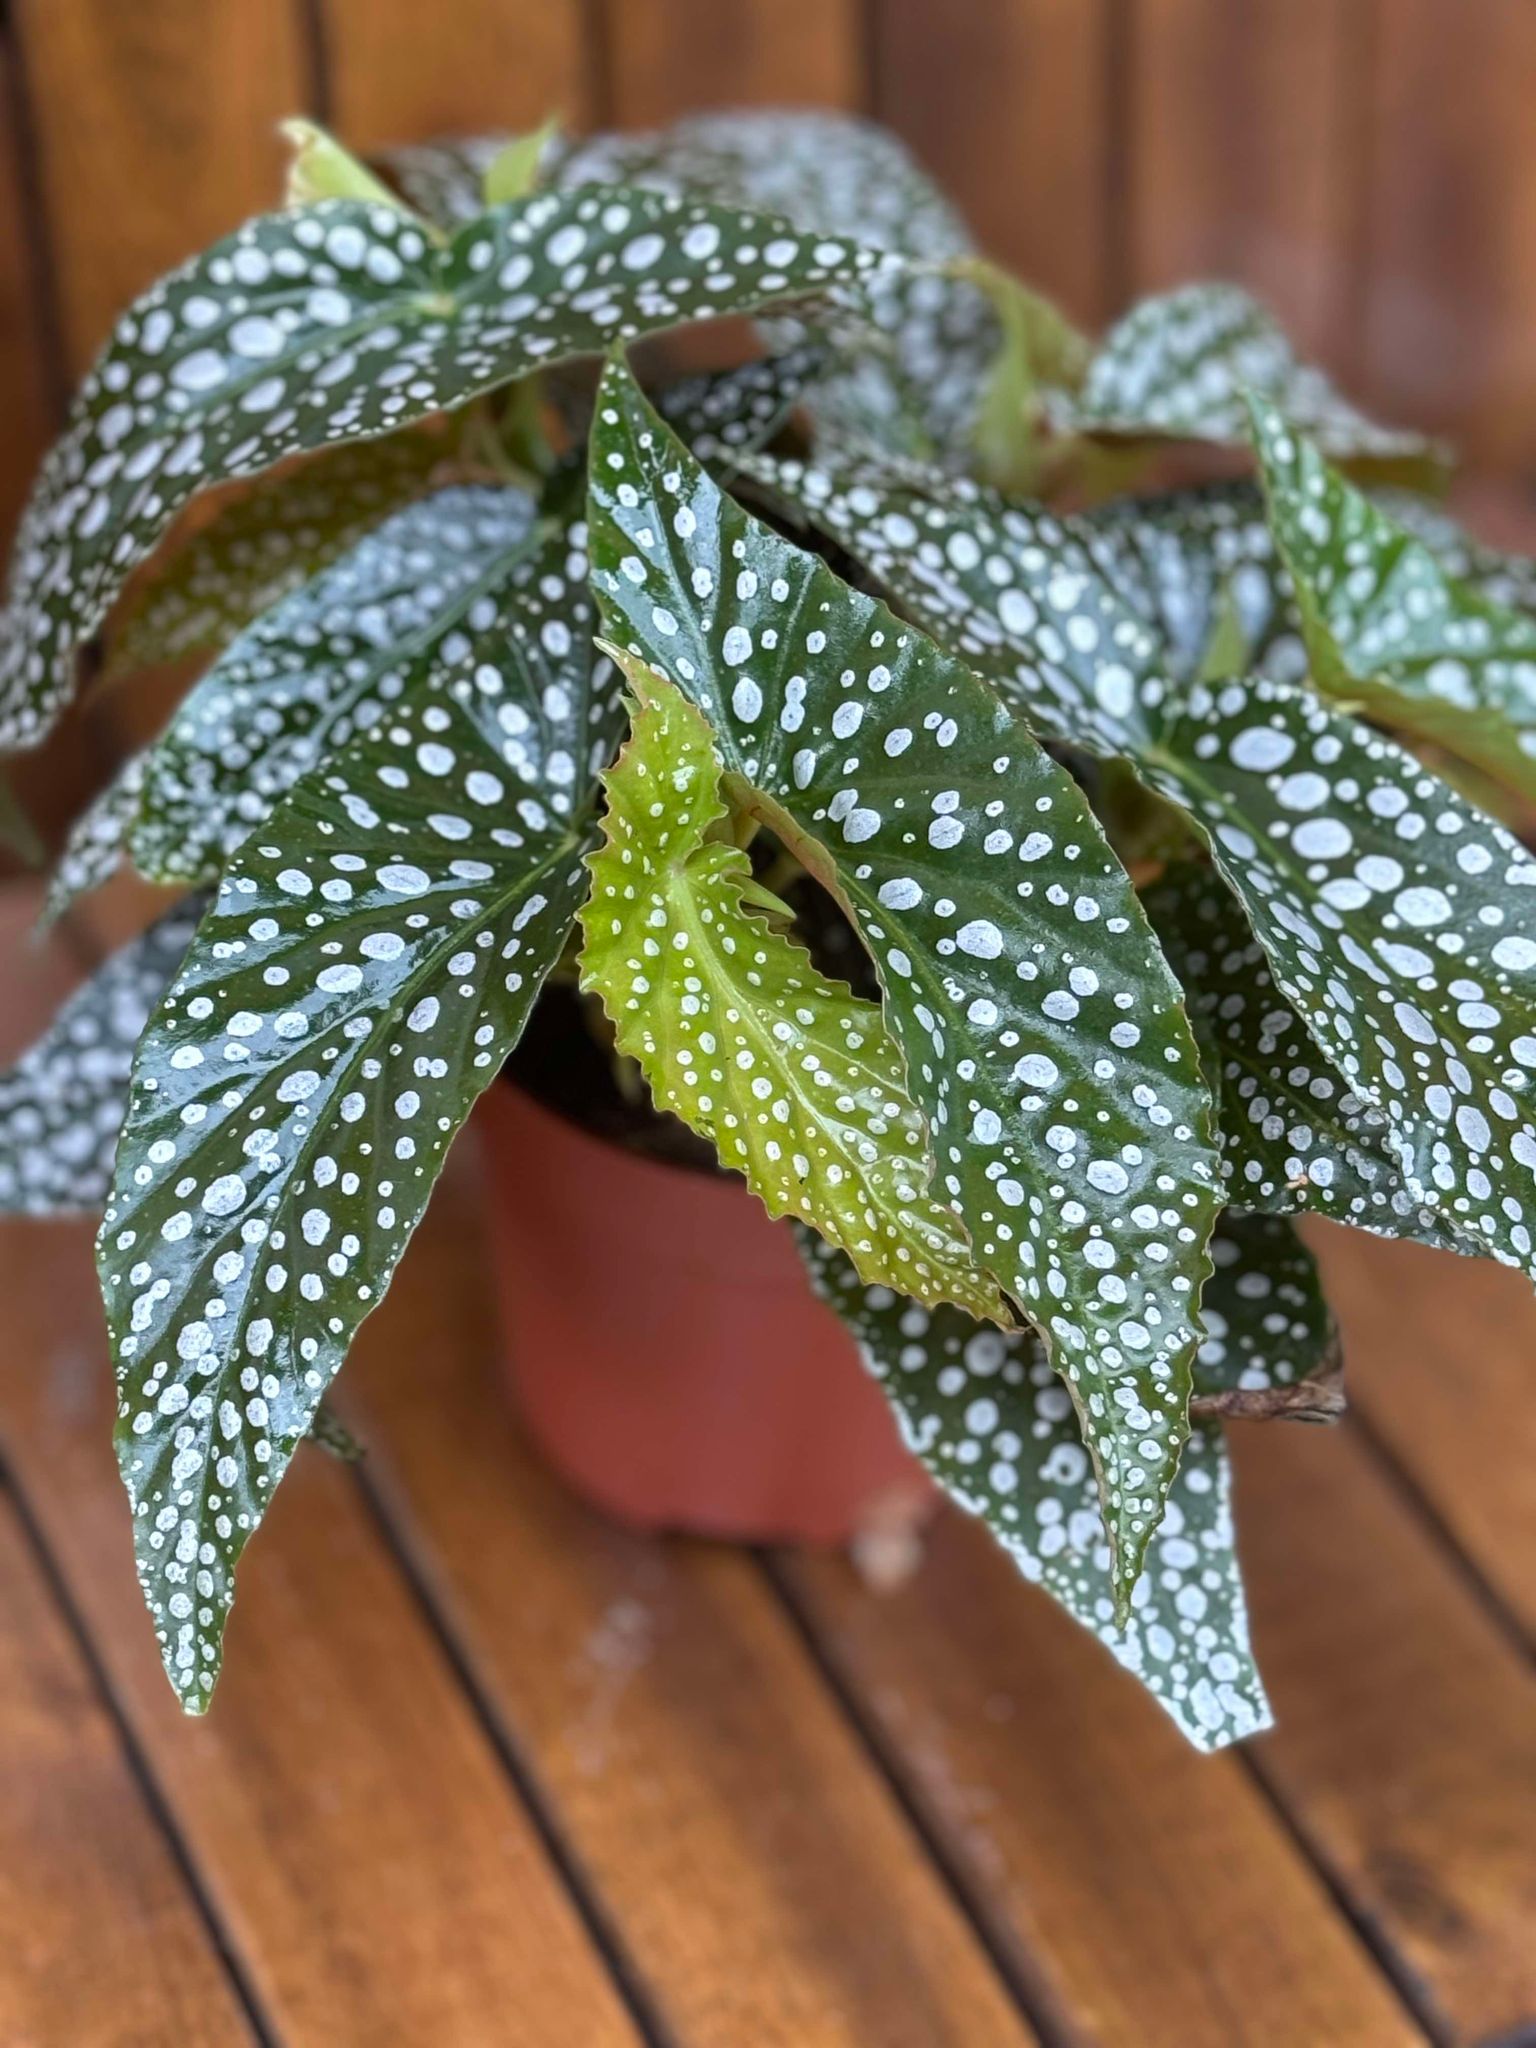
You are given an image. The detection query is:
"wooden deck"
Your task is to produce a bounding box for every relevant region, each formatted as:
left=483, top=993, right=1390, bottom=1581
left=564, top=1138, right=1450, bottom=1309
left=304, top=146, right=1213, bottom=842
left=1, top=881, right=1533, bottom=2048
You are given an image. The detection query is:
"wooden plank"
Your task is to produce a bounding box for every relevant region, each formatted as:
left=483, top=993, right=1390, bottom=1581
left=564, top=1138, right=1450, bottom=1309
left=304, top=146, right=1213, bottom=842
left=0, top=1213, right=645, bottom=2048
left=603, top=0, right=863, bottom=126
left=1124, top=0, right=1358, bottom=360
left=778, top=1515, right=1426, bottom=2048
left=870, top=0, right=1113, bottom=324
left=1237, top=1418, right=1536, bottom=2046
left=12, top=0, right=310, bottom=374
left=342, top=1150, right=1038, bottom=2048
left=317, top=0, right=592, bottom=154
left=0, top=37, right=53, bottom=538
left=1307, top=1222, right=1536, bottom=1640
left=0, top=1490, right=256, bottom=2048
left=1359, top=0, right=1536, bottom=472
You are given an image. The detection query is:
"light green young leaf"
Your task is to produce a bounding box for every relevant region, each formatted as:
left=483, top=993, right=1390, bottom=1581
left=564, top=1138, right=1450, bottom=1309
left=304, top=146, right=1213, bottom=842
left=1144, top=860, right=1462, bottom=1253
left=125, top=484, right=539, bottom=888
left=749, top=449, right=1536, bottom=1283
left=99, top=609, right=624, bottom=1710
left=483, top=118, right=561, bottom=208
left=106, top=429, right=453, bottom=678
left=0, top=186, right=897, bottom=749
left=797, top=1220, right=1277, bottom=1751
left=1056, top=282, right=1440, bottom=473
left=282, top=119, right=412, bottom=215
left=0, top=897, right=203, bottom=1214
left=588, top=357, right=1223, bottom=1609
left=1251, top=392, right=1536, bottom=805
left=581, top=665, right=1007, bottom=1320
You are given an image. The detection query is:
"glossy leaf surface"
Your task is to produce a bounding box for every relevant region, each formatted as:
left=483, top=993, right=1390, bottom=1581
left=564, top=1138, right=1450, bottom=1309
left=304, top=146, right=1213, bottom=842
left=1252, top=394, right=1536, bottom=804
left=798, top=1225, right=1272, bottom=1751
left=581, top=666, right=1005, bottom=1319
left=588, top=357, right=1223, bottom=1604
left=99, top=590, right=622, bottom=1710
left=0, top=899, right=202, bottom=1214
left=0, top=187, right=894, bottom=748
left=1192, top=1209, right=1338, bottom=1411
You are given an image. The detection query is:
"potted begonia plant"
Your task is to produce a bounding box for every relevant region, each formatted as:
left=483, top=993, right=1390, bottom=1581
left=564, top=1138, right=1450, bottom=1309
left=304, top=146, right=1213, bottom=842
left=2, top=110, right=1533, bottom=1753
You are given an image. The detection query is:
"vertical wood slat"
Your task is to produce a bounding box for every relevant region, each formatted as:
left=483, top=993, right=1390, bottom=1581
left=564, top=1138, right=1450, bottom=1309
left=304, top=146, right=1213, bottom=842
left=0, top=34, right=53, bottom=539
left=1360, top=0, right=1536, bottom=473
left=316, top=0, right=594, bottom=152
left=11, top=0, right=312, bottom=377
left=600, top=0, right=864, bottom=126
left=1122, top=0, right=1362, bottom=362
left=869, top=0, right=1115, bottom=325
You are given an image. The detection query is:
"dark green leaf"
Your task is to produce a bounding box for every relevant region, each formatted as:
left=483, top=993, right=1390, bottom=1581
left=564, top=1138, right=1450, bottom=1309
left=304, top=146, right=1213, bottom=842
left=1373, top=490, right=1536, bottom=617
left=0, top=186, right=896, bottom=749
left=0, top=898, right=203, bottom=1213
left=797, top=1223, right=1272, bottom=1750
left=1145, top=859, right=1463, bottom=1252
left=751, top=449, right=1536, bottom=1283
left=42, top=754, right=148, bottom=923
left=1251, top=393, right=1536, bottom=805
left=106, top=429, right=454, bottom=677
left=1191, top=1210, right=1341, bottom=1419
left=588, top=356, right=1223, bottom=1608
left=98, top=568, right=622, bottom=1710
left=126, top=484, right=539, bottom=888
left=581, top=664, right=1008, bottom=1319
left=376, top=136, right=513, bottom=229
left=655, top=343, right=828, bottom=465
left=1056, top=283, right=1440, bottom=471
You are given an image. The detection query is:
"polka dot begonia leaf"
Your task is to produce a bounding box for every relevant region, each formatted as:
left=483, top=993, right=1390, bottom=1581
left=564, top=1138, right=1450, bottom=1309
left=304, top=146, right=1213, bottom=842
left=1250, top=391, right=1536, bottom=807
left=124, top=484, right=540, bottom=889
left=1189, top=1208, right=1340, bottom=1416
left=0, top=898, right=204, bottom=1214
left=0, top=186, right=898, bottom=751
left=98, top=584, right=624, bottom=1711
left=555, top=110, right=996, bottom=461
left=580, top=663, right=1009, bottom=1322
left=1050, top=282, right=1438, bottom=474
left=1145, top=860, right=1463, bottom=1254
left=747, top=445, right=1536, bottom=1285
left=1372, top=489, right=1536, bottom=618
left=377, top=135, right=520, bottom=229
left=588, top=356, right=1224, bottom=1610
left=106, top=426, right=454, bottom=679
left=43, top=751, right=149, bottom=925
left=796, top=1214, right=1288, bottom=1751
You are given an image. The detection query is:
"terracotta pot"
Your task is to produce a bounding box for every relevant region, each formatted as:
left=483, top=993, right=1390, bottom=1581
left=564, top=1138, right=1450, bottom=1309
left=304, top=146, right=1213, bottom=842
left=477, top=1082, right=931, bottom=1546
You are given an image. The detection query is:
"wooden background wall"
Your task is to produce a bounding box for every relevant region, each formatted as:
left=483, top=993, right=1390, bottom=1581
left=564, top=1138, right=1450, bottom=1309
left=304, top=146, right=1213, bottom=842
left=0, top=0, right=1532, bottom=545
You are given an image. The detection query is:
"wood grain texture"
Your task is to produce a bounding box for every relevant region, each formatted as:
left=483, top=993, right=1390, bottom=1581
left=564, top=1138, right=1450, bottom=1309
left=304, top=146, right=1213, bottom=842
left=342, top=1152, right=1036, bottom=2048
left=1125, top=0, right=1359, bottom=360
left=1238, top=1419, right=1536, bottom=2047
left=12, top=0, right=310, bottom=373
left=601, top=0, right=863, bottom=125
left=0, top=1212, right=643, bottom=2048
left=318, top=0, right=592, bottom=152
left=1360, top=0, right=1536, bottom=470
left=871, top=0, right=1113, bottom=323
left=0, top=1491, right=256, bottom=2048
left=1308, top=1222, right=1536, bottom=1640
left=0, top=40, right=53, bottom=538
left=778, top=1513, right=1425, bottom=2048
